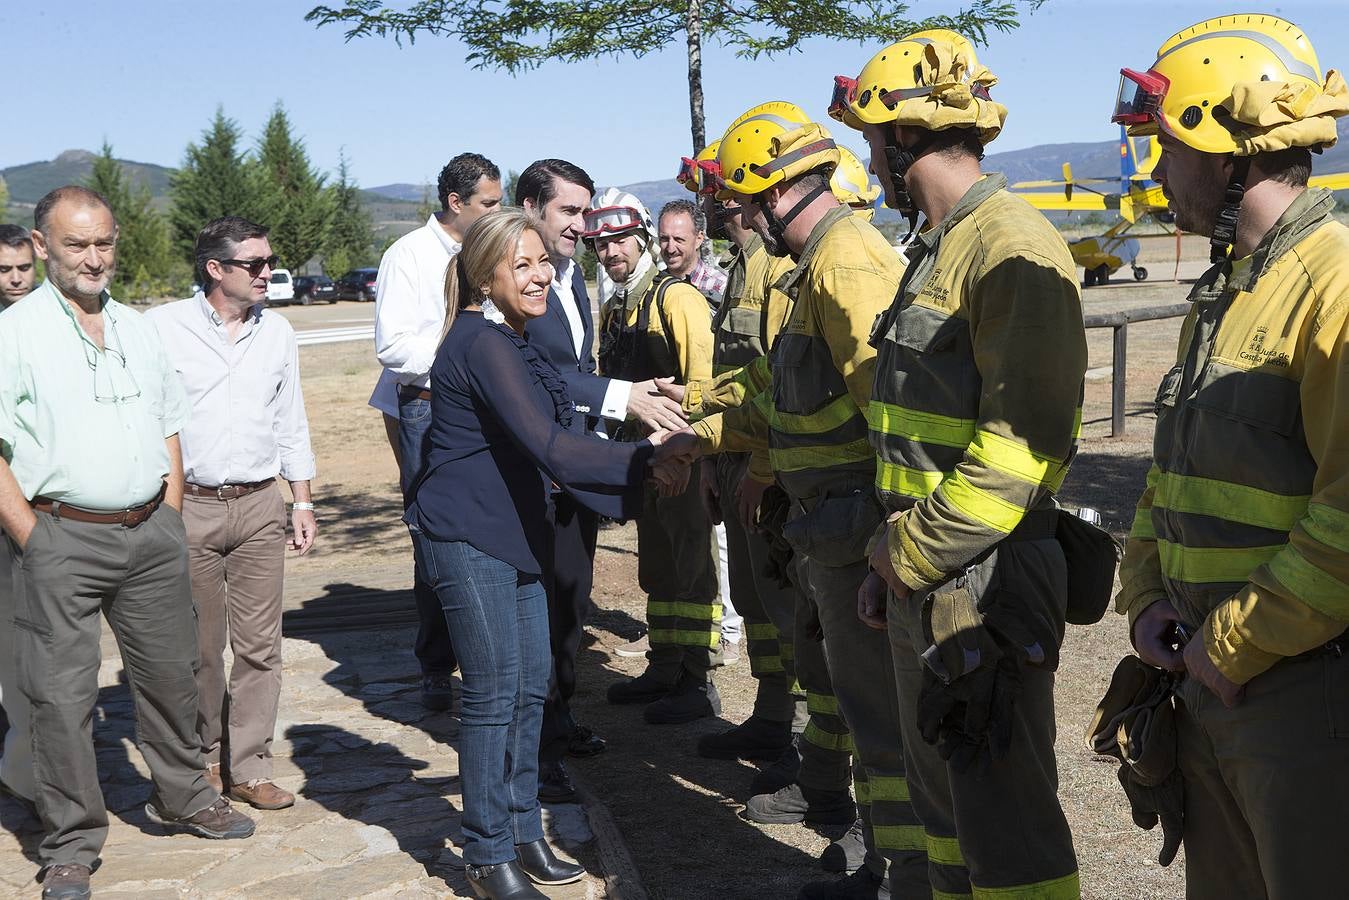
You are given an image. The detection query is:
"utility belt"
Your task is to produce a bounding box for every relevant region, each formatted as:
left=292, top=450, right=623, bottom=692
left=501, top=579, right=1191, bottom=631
left=32, top=482, right=167, bottom=528
left=185, top=479, right=276, bottom=501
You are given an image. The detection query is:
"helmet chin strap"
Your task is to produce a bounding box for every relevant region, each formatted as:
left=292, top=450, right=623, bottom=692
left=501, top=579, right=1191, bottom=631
left=883, top=127, right=933, bottom=241
left=1210, top=156, right=1251, bottom=264
left=758, top=180, right=832, bottom=256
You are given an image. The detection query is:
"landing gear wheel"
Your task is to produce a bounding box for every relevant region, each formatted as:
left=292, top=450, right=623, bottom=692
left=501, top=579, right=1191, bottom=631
left=1133, top=266, right=1149, bottom=282
left=1093, top=264, right=1111, bottom=285
left=1083, top=268, right=1096, bottom=288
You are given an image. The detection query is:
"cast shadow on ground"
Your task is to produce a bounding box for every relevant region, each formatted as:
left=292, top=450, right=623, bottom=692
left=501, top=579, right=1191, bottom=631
left=567, top=633, right=829, bottom=900
left=1057, top=447, right=1155, bottom=538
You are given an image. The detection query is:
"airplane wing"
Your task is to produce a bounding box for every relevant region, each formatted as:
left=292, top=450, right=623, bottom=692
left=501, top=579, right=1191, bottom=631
left=1011, top=191, right=1115, bottom=212
left=1309, top=172, right=1349, bottom=191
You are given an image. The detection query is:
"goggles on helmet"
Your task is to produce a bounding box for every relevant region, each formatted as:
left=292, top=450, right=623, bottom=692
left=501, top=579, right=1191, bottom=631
left=696, top=160, right=725, bottom=196
left=1112, top=68, right=1170, bottom=132
left=829, top=76, right=858, bottom=122
left=676, top=157, right=700, bottom=190
left=582, top=205, right=645, bottom=240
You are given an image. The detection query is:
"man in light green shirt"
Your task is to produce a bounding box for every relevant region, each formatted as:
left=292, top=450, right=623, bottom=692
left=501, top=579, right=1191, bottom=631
left=0, top=186, right=256, bottom=900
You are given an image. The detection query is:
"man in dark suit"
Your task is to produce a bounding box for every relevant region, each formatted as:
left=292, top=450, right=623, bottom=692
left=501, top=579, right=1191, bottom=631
left=518, top=160, right=687, bottom=802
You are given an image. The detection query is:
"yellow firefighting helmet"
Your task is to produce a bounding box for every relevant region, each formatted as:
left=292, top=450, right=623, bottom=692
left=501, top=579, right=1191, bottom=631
left=831, top=146, right=881, bottom=220
left=1112, top=14, right=1349, bottom=156
left=716, top=120, right=840, bottom=202
left=712, top=102, right=819, bottom=201
left=677, top=141, right=721, bottom=194
left=834, top=29, right=1006, bottom=145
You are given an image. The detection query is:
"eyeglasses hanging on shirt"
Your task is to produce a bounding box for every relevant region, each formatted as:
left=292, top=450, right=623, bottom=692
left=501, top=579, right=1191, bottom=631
left=76, top=313, right=141, bottom=404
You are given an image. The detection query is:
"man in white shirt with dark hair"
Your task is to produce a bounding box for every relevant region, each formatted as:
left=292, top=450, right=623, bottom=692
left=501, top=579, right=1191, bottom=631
left=374, top=153, right=504, bottom=711
left=148, top=215, right=317, bottom=812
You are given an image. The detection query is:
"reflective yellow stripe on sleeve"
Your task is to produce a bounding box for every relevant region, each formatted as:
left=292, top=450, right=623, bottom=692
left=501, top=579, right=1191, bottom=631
left=966, top=428, right=1071, bottom=492
left=1130, top=507, right=1157, bottom=540
left=876, top=461, right=946, bottom=499
left=940, top=471, right=1028, bottom=533
left=1268, top=545, right=1349, bottom=618
left=771, top=393, right=865, bottom=435
left=770, top=439, right=875, bottom=473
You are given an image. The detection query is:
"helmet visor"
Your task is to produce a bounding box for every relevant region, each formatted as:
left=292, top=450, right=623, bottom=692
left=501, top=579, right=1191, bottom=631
left=583, top=205, right=645, bottom=239
left=1112, top=68, right=1170, bottom=132
left=829, top=75, right=857, bottom=122
left=676, top=157, right=700, bottom=190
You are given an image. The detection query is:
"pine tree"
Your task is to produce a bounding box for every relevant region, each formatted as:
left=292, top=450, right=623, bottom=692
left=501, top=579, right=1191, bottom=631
left=257, top=103, right=332, bottom=272
left=87, top=142, right=174, bottom=301
left=169, top=107, right=270, bottom=264
left=323, top=149, right=376, bottom=276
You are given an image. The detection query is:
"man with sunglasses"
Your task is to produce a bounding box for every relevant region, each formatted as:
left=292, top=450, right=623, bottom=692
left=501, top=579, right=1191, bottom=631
left=0, top=187, right=255, bottom=900
left=148, top=216, right=317, bottom=815
left=1112, top=16, right=1349, bottom=897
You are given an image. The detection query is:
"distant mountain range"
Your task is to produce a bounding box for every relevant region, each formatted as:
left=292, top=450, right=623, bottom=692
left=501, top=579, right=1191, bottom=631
left=9, top=119, right=1348, bottom=219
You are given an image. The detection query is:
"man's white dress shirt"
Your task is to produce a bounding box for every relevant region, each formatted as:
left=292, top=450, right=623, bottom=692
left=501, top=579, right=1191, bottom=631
left=148, top=294, right=316, bottom=486
left=375, top=215, right=461, bottom=390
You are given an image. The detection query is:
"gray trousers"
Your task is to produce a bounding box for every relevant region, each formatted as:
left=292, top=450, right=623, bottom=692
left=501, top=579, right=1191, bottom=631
left=799, top=556, right=928, bottom=896
left=0, top=534, right=34, bottom=800
left=14, top=504, right=215, bottom=868
left=184, top=486, right=287, bottom=784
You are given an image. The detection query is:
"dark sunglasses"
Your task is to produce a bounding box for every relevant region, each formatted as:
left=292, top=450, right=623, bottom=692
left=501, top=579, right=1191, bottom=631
left=218, top=254, right=280, bottom=277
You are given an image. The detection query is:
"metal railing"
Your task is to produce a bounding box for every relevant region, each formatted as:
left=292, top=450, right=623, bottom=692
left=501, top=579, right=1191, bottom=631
left=1083, top=303, right=1191, bottom=437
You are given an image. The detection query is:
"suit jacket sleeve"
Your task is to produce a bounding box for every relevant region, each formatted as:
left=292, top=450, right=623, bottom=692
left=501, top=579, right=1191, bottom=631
left=527, top=282, right=611, bottom=416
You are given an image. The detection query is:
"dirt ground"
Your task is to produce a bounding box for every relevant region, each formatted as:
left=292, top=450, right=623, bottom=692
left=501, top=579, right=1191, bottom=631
left=287, top=243, right=1207, bottom=899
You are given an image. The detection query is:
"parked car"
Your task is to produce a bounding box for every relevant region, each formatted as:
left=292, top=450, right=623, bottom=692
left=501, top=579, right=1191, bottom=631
left=294, top=274, right=337, bottom=305
left=266, top=268, right=295, bottom=304
left=333, top=268, right=379, bottom=302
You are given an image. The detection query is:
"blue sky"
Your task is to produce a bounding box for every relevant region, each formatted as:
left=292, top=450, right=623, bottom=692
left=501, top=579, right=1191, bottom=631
left=7, top=2, right=1347, bottom=189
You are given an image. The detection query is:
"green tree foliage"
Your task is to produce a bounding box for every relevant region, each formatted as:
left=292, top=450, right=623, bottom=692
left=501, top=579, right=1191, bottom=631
left=87, top=142, right=179, bottom=301
left=324, top=149, right=377, bottom=276
left=169, top=108, right=270, bottom=265
left=257, top=103, right=333, bottom=271
left=0, top=175, right=9, bottom=225
left=307, top=1, right=1039, bottom=151
left=503, top=169, right=521, bottom=207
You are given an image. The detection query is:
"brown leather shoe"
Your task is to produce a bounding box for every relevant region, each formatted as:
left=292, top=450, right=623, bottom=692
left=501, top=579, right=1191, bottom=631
left=146, top=796, right=256, bottom=839
left=204, top=762, right=224, bottom=794
left=229, top=779, right=295, bottom=810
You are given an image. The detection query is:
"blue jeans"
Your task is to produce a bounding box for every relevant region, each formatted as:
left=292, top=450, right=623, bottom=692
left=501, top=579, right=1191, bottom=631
left=398, top=393, right=456, bottom=676
left=412, top=535, right=549, bottom=865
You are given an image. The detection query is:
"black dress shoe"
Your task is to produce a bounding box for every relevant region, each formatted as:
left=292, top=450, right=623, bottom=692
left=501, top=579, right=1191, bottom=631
left=466, top=859, right=547, bottom=899
left=537, top=759, right=578, bottom=803
left=566, top=723, right=607, bottom=757
left=515, top=838, right=586, bottom=885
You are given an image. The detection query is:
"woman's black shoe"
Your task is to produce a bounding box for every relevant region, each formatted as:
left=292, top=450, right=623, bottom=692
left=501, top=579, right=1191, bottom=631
left=465, top=860, right=547, bottom=899
left=514, top=838, right=586, bottom=885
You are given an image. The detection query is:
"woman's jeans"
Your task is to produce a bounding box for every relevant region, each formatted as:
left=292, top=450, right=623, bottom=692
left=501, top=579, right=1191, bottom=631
left=412, top=535, right=549, bottom=866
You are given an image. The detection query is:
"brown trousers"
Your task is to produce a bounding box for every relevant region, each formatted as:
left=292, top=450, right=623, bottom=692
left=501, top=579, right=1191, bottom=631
left=1176, top=645, right=1349, bottom=900
left=184, top=485, right=287, bottom=784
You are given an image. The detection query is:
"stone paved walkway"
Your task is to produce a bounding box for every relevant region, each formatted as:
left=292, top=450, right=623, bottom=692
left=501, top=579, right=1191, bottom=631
left=0, top=623, right=639, bottom=899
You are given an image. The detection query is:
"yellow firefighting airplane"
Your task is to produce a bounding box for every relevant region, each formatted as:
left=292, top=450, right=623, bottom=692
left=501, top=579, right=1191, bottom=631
left=1010, top=128, right=1349, bottom=286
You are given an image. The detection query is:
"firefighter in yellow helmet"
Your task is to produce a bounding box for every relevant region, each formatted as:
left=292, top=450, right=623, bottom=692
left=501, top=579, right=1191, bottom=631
left=837, top=28, right=1087, bottom=899
left=831, top=146, right=882, bottom=221
left=678, top=121, right=871, bottom=879
left=1111, top=15, right=1349, bottom=897
left=674, top=140, right=804, bottom=772
left=662, top=107, right=925, bottom=899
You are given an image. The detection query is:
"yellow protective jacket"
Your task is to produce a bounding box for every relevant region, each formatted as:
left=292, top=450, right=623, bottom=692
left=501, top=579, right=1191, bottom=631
left=1116, top=188, right=1349, bottom=685
left=597, top=267, right=713, bottom=387
left=684, top=236, right=795, bottom=418
left=693, top=206, right=905, bottom=500
left=869, top=175, right=1087, bottom=590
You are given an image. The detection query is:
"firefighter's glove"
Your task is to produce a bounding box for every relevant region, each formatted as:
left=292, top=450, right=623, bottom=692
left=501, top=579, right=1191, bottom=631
left=1086, top=655, right=1183, bottom=866
left=915, top=577, right=1049, bottom=773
